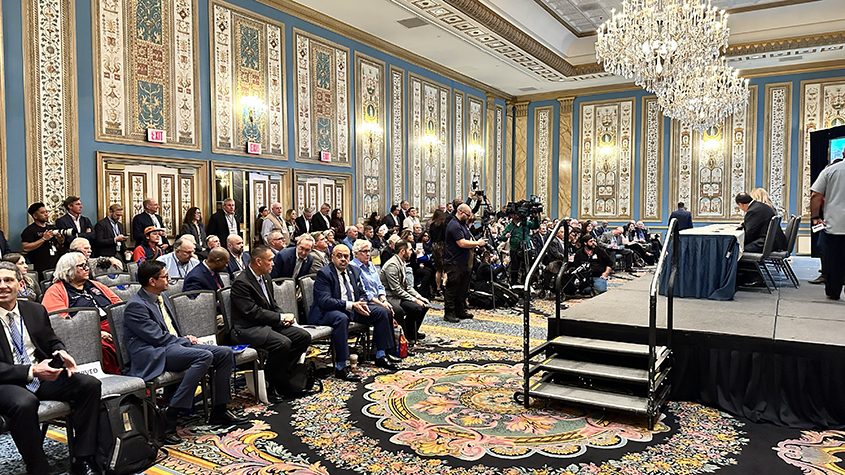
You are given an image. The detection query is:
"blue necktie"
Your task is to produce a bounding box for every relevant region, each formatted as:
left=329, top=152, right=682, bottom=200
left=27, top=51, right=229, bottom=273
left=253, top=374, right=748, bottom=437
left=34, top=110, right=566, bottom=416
left=8, top=312, right=40, bottom=393
left=341, top=271, right=355, bottom=302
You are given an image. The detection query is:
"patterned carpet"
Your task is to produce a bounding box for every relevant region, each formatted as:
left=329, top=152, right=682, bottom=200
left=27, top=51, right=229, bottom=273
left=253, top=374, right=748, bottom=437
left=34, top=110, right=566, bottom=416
left=2, top=276, right=843, bottom=474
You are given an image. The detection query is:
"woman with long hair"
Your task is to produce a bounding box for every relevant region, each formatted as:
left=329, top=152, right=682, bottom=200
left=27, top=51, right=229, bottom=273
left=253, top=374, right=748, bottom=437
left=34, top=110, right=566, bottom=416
left=284, top=208, right=298, bottom=238
left=330, top=208, right=346, bottom=239
left=180, top=206, right=207, bottom=254
left=2, top=253, right=39, bottom=300
left=750, top=187, right=777, bottom=213
left=366, top=211, right=382, bottom=230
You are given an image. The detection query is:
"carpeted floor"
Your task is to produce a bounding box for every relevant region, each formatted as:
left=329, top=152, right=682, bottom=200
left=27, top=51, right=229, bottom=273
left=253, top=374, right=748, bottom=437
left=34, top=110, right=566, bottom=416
left=2, top=272, right=843, bottom=474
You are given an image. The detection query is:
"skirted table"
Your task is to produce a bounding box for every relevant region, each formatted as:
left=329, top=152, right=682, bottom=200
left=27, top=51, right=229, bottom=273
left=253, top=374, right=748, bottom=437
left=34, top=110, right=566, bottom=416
left=659, top=224, right=744, bottom=300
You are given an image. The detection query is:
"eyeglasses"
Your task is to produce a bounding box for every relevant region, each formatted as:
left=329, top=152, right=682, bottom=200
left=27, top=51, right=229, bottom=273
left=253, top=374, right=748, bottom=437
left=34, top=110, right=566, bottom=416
left=76, top=263, right=90, bottom=270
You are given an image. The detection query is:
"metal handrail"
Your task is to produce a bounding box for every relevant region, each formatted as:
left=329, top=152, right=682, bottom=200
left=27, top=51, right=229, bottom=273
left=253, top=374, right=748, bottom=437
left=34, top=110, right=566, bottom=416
left=521, top=218, right=568, bottom=408
left=646, top=218, right=679, bottom=416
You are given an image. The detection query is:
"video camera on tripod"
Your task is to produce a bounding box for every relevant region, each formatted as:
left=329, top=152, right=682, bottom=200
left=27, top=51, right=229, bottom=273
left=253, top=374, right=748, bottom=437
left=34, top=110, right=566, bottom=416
left=505, top=195, right=543, bottom=219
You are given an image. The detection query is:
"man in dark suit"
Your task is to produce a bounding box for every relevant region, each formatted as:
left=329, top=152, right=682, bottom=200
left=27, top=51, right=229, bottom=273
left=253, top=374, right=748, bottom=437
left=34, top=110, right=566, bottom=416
left=0, top=229, right=11, bottom=257
left=669, top=202, right=693, bottom=231
left=206, top=199, right=241, bottom=242
left=383, top=205, right=401, bottom=235
left=310, top=203, right=332, bottom=232
left=294, top=207, right=313, bottom=237
left=230, top=245, right=311, bottom=402
left=735, top=192, right=787, bottom=253
left=308, top=244, right=396, bottom=382
left=183, top=248, right=230, bottom=292
left=272, top=235, right=314, bottom=280
left=397, top=200, right=411, bottom=225
left=55, top=196, right=95, bottom=250
left=131, top=197, right=170, bottom=250
left=0, top=262, right=102, bottom=474
left=93, top=203, right=129, bottom=259
left=225, top=234, right=250, bottom=277
left=123, top=261, right=244, bottom=442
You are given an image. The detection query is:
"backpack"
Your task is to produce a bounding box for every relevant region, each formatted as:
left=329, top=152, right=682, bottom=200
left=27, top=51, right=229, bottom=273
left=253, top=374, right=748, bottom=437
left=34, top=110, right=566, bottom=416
left=97, top=393, right=161, bottom=475
left=285, top=359, right=324, bottom=396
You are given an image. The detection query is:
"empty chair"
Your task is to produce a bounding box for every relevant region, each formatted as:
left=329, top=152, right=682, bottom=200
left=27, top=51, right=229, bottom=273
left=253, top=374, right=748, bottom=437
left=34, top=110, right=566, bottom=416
left=767, top=215, right=801, bottom=288
left=109, top=282, right=142, bottom=302
left=169, top=290, right=219, bottom=342
left=126, top=261, right=139, bottom=282
left=219, top=273, right=231, bottom=288
left=94, top=272, right=132, bottom=287
left=43, top=269, right=55, bottom=282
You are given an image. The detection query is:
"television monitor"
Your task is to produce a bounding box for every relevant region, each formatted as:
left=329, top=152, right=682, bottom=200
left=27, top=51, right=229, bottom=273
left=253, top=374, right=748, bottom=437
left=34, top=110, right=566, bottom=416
left=830, top=136, right=845, bottom=162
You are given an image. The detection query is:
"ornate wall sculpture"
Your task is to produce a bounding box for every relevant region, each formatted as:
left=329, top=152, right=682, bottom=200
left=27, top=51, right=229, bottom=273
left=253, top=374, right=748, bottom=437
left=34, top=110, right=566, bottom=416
left=93, top=0, right=200, bottom=150
left=24, top=0, right=79, bottom=218
left=640, top=97, right=663, bottom=221
left=468, top=96, right=485, bottom=193
left=799, top=78, right=845, bottom=216
left=495, top=104, right=504, bottom=207
left=670, top=87, right=757, bottom=220
left=390, top=67, right=405, bottom=206
left=533, top=106, right=553, bottom=209
left=355, top=54, right=386, bottom=219
left=558, top=97, right=574, bottom=218
left=514, top=102, right=529, bottom=200
left=454, top=91, right=465, bottom=198
left=210, top=1, right=286, bottom=158
left=578, top=99, right=634, bottom=219
left=765, top=83, right=792, bottom=212
left=294, top=30, right=350, bottom=164
left=409, top=75, right=451, bottom=213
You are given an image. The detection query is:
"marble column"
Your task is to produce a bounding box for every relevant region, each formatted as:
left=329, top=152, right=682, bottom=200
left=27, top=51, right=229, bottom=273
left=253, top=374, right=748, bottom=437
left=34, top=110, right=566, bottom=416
left=558, top=97, right=574, bottom=218
left=514, top=101, right=529, bottom=200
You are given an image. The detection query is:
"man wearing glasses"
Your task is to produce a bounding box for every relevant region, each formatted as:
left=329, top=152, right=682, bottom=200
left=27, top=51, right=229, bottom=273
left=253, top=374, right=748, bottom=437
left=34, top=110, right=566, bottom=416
left=443, top=204, right=487, bottom=323
left=157, top=237, right=200, bottom=279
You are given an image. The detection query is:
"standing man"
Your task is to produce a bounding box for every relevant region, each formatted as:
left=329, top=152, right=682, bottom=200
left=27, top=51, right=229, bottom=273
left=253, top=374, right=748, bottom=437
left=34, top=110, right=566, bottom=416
left=310, top=203, right=332, bottom=232
left=183, top=247, right=230, bottom=293
left=810, top=156, right=845, bottom=300
left=398, top=200, right=411, bottom=225
left=131, top=198, right=170, bottom=250
left=94, top=203, right=129, bottom=260
left=271, top=234, right=314, bottom=280
left=55, top=196, right=95, bottom=248
left=207, top=198, right=241, bottom=242
left=669, top=202, right=694, bottom=231
left=21, top=203, right=66, bottom=277
left=443, top=204, right=487, bottom=323
left=156, top=237, right=200, bottom=279
left=262, top=202, right=286, bottom=244
left=0, top=262, right=103, bottom=475
left=402, top=207, right=420, bottom=231
left=295, top=207, right=313, bottom=237
left=502, top=212, right=540, bottom=287
left=226, top=234, right=250, bottom=277
left=230, top=245, right=312, bottom=402
left=380, top=239, right=429, bottom=342
left=383, top=205, right=401, bottom=235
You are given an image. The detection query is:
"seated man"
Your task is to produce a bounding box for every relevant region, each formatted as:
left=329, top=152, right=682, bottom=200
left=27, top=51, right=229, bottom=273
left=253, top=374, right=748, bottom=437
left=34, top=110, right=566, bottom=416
left=380, top=239, right=429, bottom=342
left=0, top=262, right=102, bottom=475
left=183, top=247, right=230, bottom=292
left=230, top=245, right=311, bottom=402
left=123, top=261, right=244, bottom=443
left=349, top=239, right=396, bottom=329
left=573, top=235, right=613, bottom=294
left=735, top=192, right=787, bottom=253
left=308, top=244, right=395, bottom=382
left=225, top=234, right=250, bottom=277
left=271, top=234, right=314, bottom=280
left=309, top=232, right=330, bottom=274
left=599, top=227, right=635, bottom=272
left=156, top=237, right=200, bottom=279
left=132, top=226, right=165, bottom=263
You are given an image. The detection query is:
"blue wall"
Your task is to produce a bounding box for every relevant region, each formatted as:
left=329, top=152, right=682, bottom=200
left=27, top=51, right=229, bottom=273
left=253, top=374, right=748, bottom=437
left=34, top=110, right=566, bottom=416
left=2, top=0, right=498, bottom=246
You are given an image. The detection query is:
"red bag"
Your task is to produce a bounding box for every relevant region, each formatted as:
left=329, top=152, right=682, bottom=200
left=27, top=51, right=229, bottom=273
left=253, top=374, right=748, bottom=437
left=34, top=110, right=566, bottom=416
left=393, top=319, right=409, bottom=358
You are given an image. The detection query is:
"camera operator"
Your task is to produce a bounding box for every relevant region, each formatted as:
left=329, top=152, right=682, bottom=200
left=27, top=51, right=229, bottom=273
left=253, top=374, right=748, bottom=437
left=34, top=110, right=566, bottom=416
left=21, top=202, right=67, bottom=278
left=574, top=235, right=613, bottom=294
left=502, top=207, right=540, bottom=288
left=443, top=204, right=487, bottom=323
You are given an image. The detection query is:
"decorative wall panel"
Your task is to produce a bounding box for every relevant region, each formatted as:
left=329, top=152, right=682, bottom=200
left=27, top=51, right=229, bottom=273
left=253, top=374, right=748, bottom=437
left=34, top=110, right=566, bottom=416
left=179, top=177, right=193, bottom=218
left=355, top=54, right=386, bottom=219
left=158, top=174, right=176, bottom=235
left=514, top=102, right=529, bottom=200
left=294, top=30, right=350, bottom=164
left=670, top=87, right=757, bottom=220
left=640, top=97, right=663, bottom=221
left=93, top=0, right=200, bottom=150
left=495, top=105, right=504, bottom=207
left=799, top=78, right=845, bottom=217
left=558, top=97, right=574, bottom=218
left=764, top=83, right=792, bottom=213
left=24, top=0, right=79, bottom=219
left=468, top=96, right=484, bottom=192
left=390, top=68, right=405, bottom=207
left=578, top=99, right=634, bottom=219
left=533, top=106, right=553, bottom=209
left=210, top=1, right=286, bottom=158
left=454, top=91, right=464, bottom=198
left=410, top=75, right=451, bottom=213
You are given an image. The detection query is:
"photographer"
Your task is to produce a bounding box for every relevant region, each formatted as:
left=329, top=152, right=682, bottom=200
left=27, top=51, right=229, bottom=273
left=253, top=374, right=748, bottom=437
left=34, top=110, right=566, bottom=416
left=443, top=204, right=487, bottom=323
left=55, top=196, right=95, bottom=250
left=502, top=206, right=540, bottom=287
left=21, top=202, right=67, bottom=277
left=574, top=235, right=614, bottom=294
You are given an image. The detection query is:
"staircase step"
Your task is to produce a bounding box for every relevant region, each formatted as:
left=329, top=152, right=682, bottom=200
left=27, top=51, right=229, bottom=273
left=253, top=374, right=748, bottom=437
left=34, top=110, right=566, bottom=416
left=534, top=357, right=648, bottom=383
left=528, top=381, right=649, bottom=413
left=549, top=336, right=668, bottom=359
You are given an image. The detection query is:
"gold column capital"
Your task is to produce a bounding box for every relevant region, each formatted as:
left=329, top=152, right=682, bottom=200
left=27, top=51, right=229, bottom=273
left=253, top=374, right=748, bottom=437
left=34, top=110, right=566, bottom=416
left=515, top=101, right=530, bottom=118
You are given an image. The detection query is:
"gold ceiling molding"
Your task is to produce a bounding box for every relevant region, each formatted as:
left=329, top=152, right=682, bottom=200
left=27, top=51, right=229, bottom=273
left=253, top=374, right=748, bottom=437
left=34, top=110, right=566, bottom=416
left=258, top=0, right=512, bottom=99
left=726, top=30, right=845, bottom=56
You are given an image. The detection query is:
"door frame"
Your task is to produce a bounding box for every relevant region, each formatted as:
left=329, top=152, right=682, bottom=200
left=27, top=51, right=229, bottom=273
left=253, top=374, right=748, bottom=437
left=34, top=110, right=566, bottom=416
left=208, top=161, right=292, bottom=211
left=292, top=169, right=353, bottom=222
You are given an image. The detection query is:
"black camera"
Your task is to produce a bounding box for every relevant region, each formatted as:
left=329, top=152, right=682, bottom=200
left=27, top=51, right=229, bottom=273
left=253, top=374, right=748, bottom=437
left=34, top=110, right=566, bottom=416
left=505, top=195, right=543, bottom=219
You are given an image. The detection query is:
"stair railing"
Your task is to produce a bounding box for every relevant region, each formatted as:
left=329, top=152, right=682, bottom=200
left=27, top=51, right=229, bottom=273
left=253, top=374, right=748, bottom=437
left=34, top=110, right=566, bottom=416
left=646, top=218, right=680, bottom=414
left=521, top=218, right=568, bottom=408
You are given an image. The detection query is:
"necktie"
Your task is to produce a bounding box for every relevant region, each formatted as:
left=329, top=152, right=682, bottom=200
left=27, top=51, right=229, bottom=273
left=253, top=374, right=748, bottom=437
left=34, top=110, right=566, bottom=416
left=257, top=276, right=270, bottom=303
left=157, top=297, right=178, bottom=336
left=292, top=258, right=303, bottom=279
left=341, top=271, right=355, bottom=302
left=8, top=312, right=40, bottom=392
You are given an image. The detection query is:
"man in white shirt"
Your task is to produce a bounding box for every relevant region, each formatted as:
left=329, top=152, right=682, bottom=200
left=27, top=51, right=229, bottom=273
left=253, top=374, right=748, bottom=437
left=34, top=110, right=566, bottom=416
left=811, top=156, right=845, bottom=300
left=311, top=203, right=332, bottom=232
left=402, top=207, right=420, bottom=231
left=157, top=237, right=200, bottom=279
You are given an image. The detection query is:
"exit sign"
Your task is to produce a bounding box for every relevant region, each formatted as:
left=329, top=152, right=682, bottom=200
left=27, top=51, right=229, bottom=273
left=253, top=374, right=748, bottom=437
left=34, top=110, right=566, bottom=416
left=247, top=142, right=262, bottom=155
left=320, top=150, right=331, bottom=162
left=147, top=128, right=166, bottom=143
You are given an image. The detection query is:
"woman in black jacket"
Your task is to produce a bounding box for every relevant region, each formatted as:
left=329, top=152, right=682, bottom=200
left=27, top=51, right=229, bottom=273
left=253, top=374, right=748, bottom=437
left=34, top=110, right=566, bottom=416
left=180, top=207, right=207, bottom=257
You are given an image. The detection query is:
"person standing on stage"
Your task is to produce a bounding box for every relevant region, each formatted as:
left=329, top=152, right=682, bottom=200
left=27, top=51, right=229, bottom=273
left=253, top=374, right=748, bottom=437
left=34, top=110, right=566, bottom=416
left=810, top=154, right=845, bottom=300
left=443, top=204, right=487, bottom=323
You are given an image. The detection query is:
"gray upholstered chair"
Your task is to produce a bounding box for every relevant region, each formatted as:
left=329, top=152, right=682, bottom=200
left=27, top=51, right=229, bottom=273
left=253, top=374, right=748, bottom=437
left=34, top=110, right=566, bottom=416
left=163, top=278, right=184, bottom=297
left=767, top=214, right=800, bottom=288
left=43, top=269, right=55, bottom=282
left=94, top=272, right=132, bottom=287
left=126, top=261, right=139, bottom=282
left=297, top=274, right=369, bottom=359
left=214, top=287, right=261, bottom=401
left=109, top=283, right=142, bottom=302
left=219, top=273, right=231, bottom=288
left=272, top=278, right=332, bottom=341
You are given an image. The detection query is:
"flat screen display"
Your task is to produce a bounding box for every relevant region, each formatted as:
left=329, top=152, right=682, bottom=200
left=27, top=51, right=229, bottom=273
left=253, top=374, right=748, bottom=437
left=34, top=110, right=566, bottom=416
left=831, top=137, right=845, bottom=162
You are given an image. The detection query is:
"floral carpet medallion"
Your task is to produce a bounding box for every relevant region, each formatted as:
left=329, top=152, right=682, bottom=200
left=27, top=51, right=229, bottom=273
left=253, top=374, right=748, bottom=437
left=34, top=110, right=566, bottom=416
left=362, top=362, right=664, bottom=460
left=774, top=430, right=845, bottom=474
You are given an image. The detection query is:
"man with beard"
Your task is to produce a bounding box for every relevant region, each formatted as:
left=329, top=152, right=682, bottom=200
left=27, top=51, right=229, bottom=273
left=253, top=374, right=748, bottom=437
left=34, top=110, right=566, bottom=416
left=573, top=235, right=613, bottom=294
left=380, top=239, right=429, bottom=342
left=443, top=204, right=487, bottom=323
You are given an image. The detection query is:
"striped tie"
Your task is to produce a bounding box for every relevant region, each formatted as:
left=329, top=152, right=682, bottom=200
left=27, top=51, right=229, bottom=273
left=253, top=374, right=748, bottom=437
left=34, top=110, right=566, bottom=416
left=8, top=312, right=40, bottom=392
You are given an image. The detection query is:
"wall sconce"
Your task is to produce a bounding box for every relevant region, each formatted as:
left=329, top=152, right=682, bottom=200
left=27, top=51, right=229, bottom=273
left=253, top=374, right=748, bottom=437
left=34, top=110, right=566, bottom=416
left=702, top=125, right=722, bottom=153
left=597, top=132, right=616, bottom=157
left=359, top=121, right=383, bottom=158
left=467, top=142, right=484, bottom=171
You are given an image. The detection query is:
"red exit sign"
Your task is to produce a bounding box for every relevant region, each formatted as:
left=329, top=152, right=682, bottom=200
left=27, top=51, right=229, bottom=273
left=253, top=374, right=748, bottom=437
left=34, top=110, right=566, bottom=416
left=147, top=129, right=166, bottom=143
left=247, top=142, right=262, bottom=155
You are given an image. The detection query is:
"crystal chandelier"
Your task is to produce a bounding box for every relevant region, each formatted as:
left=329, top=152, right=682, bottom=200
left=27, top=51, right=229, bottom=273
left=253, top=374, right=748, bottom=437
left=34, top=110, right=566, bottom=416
left=595, top=0, right=730, bottom=93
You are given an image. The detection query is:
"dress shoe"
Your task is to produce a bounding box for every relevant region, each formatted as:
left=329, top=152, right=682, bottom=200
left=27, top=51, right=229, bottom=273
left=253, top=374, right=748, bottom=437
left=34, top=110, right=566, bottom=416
left=459, top=312, right=474, bottom=320
left=334, top=367, right=361, bottom=382
left=374, top=357, right=398, bottom=371
left=70, top=457, right=102, bottom=475
left=163, top=406, right=180, bottom=433
left=266, top=387, right=285, bottom=404
left=385, top=353, right=402, bottom=363
left=826, top=294, right=841, bottom=301
left=809, top=275, right=826, bottom=285
left=208, top=408, right=249, bottom=426
left=414, top=332, right=426, bottom=340
left=444, top=314, right=461, bottom=323
left=161, top=433, right=183, bottom=446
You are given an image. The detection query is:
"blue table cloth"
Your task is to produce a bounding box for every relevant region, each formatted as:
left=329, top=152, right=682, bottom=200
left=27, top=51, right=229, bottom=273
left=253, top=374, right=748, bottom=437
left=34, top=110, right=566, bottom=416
left=659, top=234, right=740, bottom=300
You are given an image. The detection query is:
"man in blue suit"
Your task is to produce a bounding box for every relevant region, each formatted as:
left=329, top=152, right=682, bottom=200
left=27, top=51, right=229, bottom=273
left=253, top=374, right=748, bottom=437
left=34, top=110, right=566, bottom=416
left=123, top=260, right=245, bottom=443
left=271, top=234, right=314, bottom=280
left=183, top=247, right=230, bottom=292
left=669, top=202, right=694, bottom=231
left=308, top=244, right=396, bottom=382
